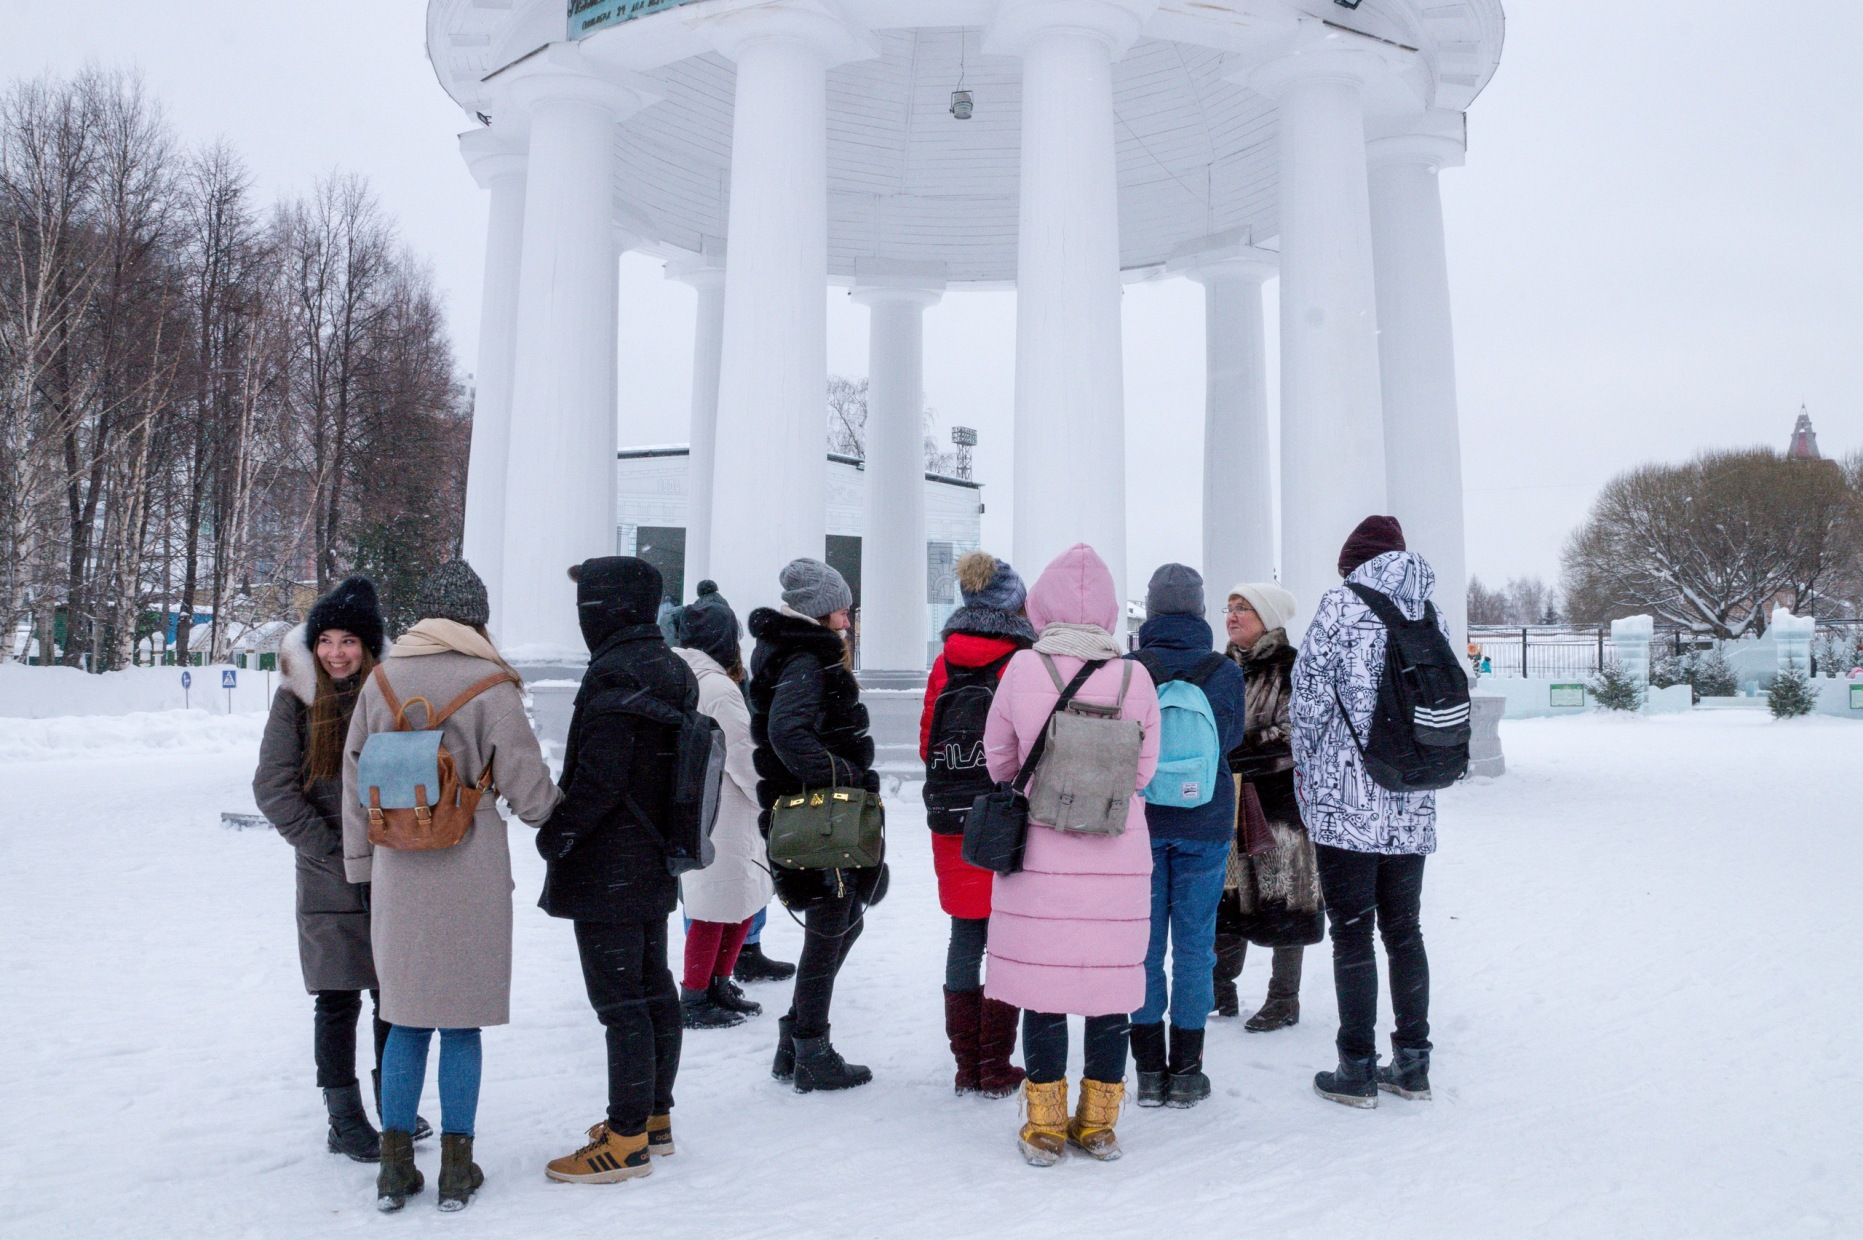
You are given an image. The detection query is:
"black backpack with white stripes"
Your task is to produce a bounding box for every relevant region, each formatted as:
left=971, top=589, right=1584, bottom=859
left=1339, top=582, right=1471, bottom=792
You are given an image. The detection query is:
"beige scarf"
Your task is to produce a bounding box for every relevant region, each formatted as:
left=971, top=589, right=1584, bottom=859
left=1033, top=621, right=1125, bottom=662
left=392, top=619, right=524, bottom=684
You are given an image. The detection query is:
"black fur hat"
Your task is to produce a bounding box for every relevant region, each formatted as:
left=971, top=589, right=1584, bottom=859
left=306, top=576, right=387, bottom=657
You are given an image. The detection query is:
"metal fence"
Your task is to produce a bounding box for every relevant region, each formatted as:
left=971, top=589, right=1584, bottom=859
left=1470, top=620, right=1862, bottom=679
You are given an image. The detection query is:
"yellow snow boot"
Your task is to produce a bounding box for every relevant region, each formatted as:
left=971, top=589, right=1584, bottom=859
left=1017, top=1078, right=1069, bottom=1167
left=545, top=1122, right=652, bottom=1184
left=1068, top=1078, right=1126, bottom=1161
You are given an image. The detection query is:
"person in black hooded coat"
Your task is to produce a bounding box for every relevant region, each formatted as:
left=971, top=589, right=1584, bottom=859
left=746, top=556, right=885, bottom=1093
left=537, top=556, right=700, bottom=1184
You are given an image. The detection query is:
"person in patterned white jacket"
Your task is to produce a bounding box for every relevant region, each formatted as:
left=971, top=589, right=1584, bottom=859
left=1290, top=515, right=1439, bottom=1110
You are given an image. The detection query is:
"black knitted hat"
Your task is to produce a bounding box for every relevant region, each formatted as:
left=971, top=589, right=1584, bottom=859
left=306, top=576, right=387, bottom=657
left=415, top=559, right=490, bottom=628
left=675, top=582, right=743, bottom=673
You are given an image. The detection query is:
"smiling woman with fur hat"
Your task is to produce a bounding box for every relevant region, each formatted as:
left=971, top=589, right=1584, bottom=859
left=254, top=575, right=417, bottom=1164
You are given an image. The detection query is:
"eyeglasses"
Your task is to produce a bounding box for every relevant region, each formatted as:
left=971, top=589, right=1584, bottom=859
left=1224, top=603, right=1256, bottom=617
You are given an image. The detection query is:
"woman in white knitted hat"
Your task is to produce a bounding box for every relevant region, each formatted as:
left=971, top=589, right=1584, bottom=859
left=1211, top=583, right=1325, bottom=1032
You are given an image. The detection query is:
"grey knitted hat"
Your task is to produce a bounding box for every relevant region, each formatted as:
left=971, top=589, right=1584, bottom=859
left=1145, top=563, right=1205, bottom=619
left=416, top=559, right=490, bottom=627
left=780, top=557, right=853, bottom=618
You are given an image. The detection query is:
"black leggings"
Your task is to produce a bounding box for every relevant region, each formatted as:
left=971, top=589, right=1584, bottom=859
left=946, top=916, right=988, bottom=993
left=313, top=989, right=389, bottom=1090
left=574, top=919, right=683, bottom=1136
left=1021, top=1011, right=1130, bottom=1085
left=1316, top=844, right=1430, bottom=1060
left=787, top=887, right=865, bottom=1040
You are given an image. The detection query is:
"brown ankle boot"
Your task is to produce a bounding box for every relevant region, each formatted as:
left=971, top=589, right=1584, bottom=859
left=976, top=997, right=1027, bottom=1099
left=1018, top=1079, right=1069, bottom=1167
left=943, top=988, right=983, bottom=1095
left=375, top=1129, right=423, bottom=1212
left=1067, top=1078, right=1126, bottom=1161
left=437, top=1133, right=483, bottom=1211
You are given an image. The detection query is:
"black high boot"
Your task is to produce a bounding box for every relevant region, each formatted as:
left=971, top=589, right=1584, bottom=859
left=1211, top=934, right=1245, bottom=1018
left=1377, top=1045, right=1432, bottom=1100
left=792, top=1027, right=872, bottom=1093
left=733, top=941, right=797, bottom=983
left=772, top=1015, right=796, bottom=1082
left=1314, top=1053, right=1380, bottom=1108
left=1166, top=1026, right=1211, bottom=1108
left=372, top=1069, right=432, bottom=1141
left=324, top=1083, right=381, bottom=1162
left=1245, top=947, right=1302, bottom=1032
left=375, top=1130, right=424, bottom=1213
left=1130, top=1021, right=1168, bottom=1108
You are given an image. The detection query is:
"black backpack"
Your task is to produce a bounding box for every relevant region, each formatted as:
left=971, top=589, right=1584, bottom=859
left=1335, top=583, right=1470, bottom=792
left=922, top=651, right=1016, bottom=835
left=602, top=687, right=728, bottom=876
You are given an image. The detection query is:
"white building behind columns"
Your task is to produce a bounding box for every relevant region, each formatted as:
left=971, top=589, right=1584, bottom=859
left=427, top=0, right=1503, bottom=667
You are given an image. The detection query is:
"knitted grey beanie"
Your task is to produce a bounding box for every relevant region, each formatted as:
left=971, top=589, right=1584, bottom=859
left=416, top=559, right=490, bottom=627
left=779, top=557, right=853, bottom=618
left=1145, top=563, right=1205, bottom=619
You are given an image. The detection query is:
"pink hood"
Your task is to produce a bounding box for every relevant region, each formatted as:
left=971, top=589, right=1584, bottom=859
left=1024, top=544, right=1120, bottom=635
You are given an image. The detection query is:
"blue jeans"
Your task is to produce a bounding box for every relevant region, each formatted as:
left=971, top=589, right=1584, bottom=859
left=381, top=1025, right=482, bottom=1137
left=1133, top=837, right=1231, bottom=1031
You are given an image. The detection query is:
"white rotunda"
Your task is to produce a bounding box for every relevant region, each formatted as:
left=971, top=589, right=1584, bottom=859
left=428, top=0, right=1504, bottom=669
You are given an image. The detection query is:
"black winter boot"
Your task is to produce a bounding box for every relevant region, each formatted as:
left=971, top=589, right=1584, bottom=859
left=372, top=1069, right=432, bottom=1140
left=792, top=1028, right=872, bottom=1093
left=375, top=1130, right=424, bottom=1212
left=709, top=976, right=763, bottom=1017
left=1212, top=934, right=1245, bottom=1018
left=324, top=1083, right=381, bottom=1162
left=772, top=1015, right=796, bottom=1082
left=681, top=985, right=746, bottom=1029
left=1130, top=1022, right=1168, bottom=1108
left=1246, top=947, right=1303, bottom=1032
left=436, top=1133, right=484, bottom=1212
left=733, top=941, right=796, bottom=983
left=1314, top=1053, right=1380, bottom=1108
left=1166, top=1026, right=1211, bottom=1108
left=1377, top=1045, right=1432, bottom=1100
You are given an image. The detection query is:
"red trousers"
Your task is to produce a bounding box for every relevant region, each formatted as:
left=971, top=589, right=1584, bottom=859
left=682, top=917, right=752, bottom=991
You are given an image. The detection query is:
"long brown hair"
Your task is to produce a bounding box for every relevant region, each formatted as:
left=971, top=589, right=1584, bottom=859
left=304, top=646, right=377, bottom=787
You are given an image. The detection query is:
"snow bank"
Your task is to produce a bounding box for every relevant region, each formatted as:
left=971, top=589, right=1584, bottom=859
left=0, top=708, right=266, bottom=762
left=0, top=661, right=278, bottom=718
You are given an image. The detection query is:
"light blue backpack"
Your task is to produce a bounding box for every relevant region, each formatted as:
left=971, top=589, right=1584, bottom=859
left=1133, top=652, right=1225, bottom=809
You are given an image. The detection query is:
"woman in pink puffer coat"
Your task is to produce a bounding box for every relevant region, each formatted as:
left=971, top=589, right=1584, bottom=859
left=982, top=544, right=1159, bottom=1166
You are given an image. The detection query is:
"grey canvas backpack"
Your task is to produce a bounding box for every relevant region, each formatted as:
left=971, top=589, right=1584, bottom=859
left=1026, top=654, right=1143, bottom=836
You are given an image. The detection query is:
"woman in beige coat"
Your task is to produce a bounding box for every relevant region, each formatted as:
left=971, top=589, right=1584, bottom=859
left=341, top=561, right=559, bottom=1213
left=671, top=586, right=772, bottom=1029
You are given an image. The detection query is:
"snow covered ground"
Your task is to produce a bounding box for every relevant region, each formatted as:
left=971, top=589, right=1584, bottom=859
left=1, top=709, right=1858, bottom=1238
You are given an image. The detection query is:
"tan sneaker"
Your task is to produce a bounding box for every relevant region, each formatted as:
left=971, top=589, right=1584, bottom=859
left=646, top=1112, right=674, bottom=1157
left=545, top=1123, right=652, bottom=1184
left=1068, top=1078, right=1126, bottom=1161
left=1017, top=1078, right=1069, bottom=1167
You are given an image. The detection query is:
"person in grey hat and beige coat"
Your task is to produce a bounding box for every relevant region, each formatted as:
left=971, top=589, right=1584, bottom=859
left=341, top=560, right=560, bottom=1212
left=1211, top=582, right=1324, bottom=1032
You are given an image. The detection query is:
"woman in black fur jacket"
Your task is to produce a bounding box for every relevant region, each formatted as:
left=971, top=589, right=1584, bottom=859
left=746, top=557, right=885, bottom=1093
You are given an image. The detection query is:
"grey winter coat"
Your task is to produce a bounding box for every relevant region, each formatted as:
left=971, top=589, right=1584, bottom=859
left=1290, top=551, right=1444, bottom=855
left=253, top=624, right=377, bottom=993
left=341, top=650, right=560, bottom=1028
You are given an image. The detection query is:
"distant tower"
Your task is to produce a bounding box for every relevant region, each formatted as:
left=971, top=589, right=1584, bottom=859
left=1786, top=405, right=1821, bottom=460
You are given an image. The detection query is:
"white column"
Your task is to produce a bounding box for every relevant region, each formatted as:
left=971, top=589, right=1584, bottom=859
left=458, top=127, right=526, bottom=638
left=990, top=0, right=1156, bottom=603
left=1174, top=243, right=1277, bottom=603
left=490, top=46, right=655, bottom=660
left=851, top=267, right=944, bottom=672
left=667, top=252, right=726, bottom=594
left=1251, top=48, right=1388, bottom=627
left=1370, top=125, right=1469, bottom=654
left=693, top=8, right=876, bottom=612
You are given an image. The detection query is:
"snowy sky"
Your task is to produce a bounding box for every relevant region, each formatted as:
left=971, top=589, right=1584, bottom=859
left=7, top=0, right=1860, bottom=594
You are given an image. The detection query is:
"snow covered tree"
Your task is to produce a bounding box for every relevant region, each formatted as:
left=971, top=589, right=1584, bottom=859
left=1691, top=647, right=1738, bottom=699
left=1590, top=660, right=1644, bottom=712
left=1767, top=668, right=1818, bottom=718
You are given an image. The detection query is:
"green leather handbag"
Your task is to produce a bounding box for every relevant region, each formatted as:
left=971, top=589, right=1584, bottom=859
left=768, top=786, right=885, bottom=870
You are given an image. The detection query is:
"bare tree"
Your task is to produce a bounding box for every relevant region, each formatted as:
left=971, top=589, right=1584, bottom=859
left=1562, top=448, right=1863, bottom=638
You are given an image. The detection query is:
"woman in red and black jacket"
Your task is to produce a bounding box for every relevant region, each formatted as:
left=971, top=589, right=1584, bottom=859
left=920, top=552, right=1036, bottom=1098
